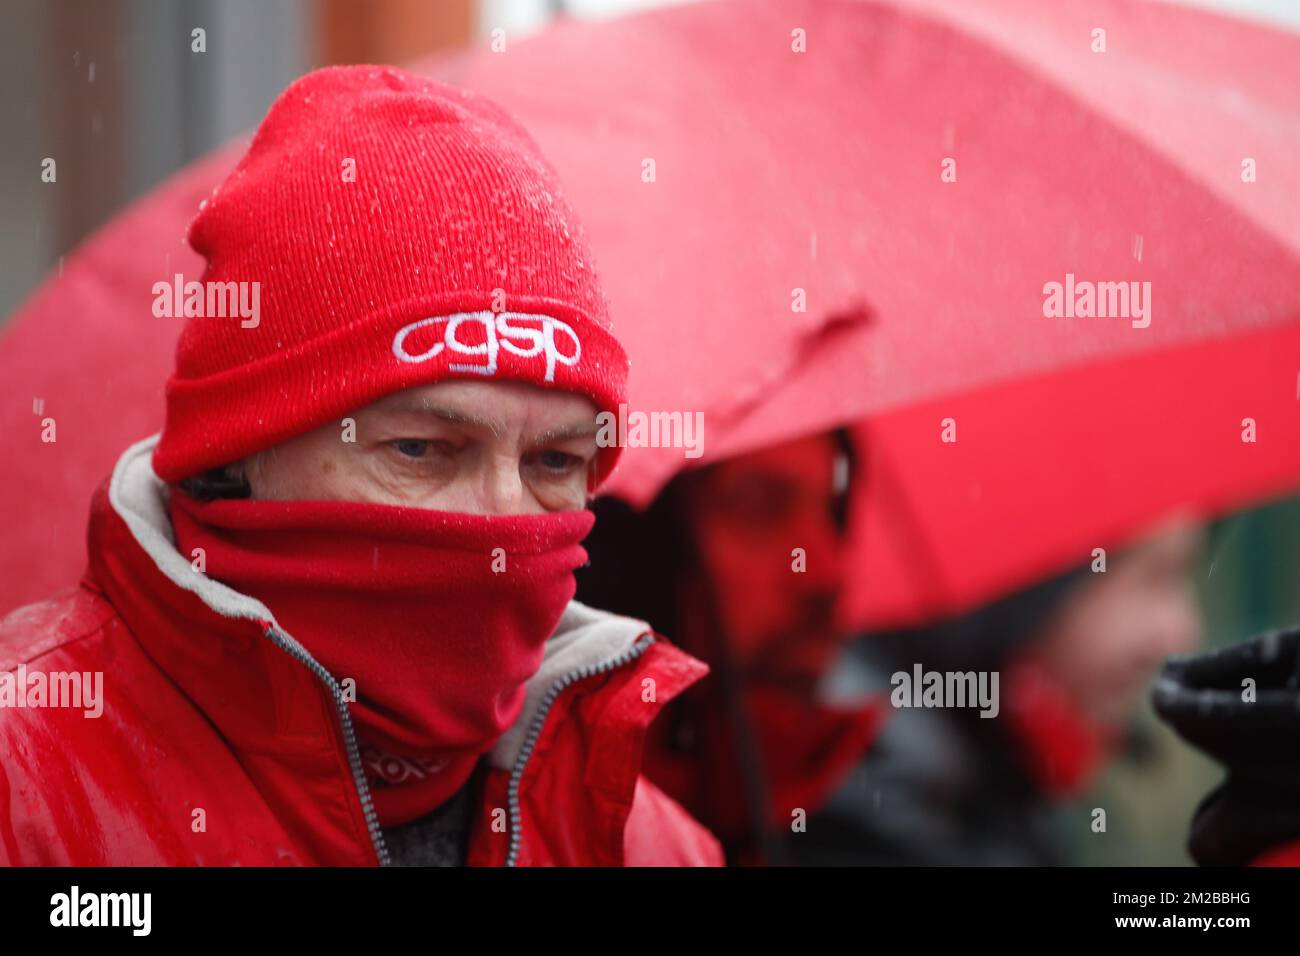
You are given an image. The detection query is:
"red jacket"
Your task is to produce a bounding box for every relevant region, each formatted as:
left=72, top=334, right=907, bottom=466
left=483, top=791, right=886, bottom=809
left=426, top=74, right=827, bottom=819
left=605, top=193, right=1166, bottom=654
left=0, top=438, right=723, bottom=867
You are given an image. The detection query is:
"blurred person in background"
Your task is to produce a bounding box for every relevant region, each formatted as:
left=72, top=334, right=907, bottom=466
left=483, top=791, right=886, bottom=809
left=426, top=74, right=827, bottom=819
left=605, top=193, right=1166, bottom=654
left=798, top=519, right=1205, bottom=865
left=579, top=428, right=886, bottom=865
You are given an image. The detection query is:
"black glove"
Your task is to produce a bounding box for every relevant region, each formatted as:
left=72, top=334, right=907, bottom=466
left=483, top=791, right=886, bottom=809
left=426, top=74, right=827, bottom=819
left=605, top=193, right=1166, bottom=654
left=1151, top=625, right=1300, bottom=866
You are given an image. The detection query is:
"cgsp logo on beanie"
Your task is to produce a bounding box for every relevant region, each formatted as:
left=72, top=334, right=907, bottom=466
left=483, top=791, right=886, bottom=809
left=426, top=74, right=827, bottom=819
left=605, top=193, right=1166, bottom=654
left=391, top=311, right=581, bottom=382
left=153, top=64, right=628, bottom=487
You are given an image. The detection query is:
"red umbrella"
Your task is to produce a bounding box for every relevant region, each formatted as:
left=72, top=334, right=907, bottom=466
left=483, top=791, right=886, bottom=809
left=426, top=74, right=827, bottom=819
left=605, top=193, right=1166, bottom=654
left=844, top=325, right=1300, bottom=630
left=2, top=0, right=1299, bottom=624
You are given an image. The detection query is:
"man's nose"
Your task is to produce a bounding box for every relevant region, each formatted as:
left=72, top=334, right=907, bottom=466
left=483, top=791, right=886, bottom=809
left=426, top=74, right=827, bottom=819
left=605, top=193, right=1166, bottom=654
left=477, top=455, right=533, bottom=516
left=1162, top=595, right=1204, bottom=656
left=1146, top=591, right=1204, bottom=662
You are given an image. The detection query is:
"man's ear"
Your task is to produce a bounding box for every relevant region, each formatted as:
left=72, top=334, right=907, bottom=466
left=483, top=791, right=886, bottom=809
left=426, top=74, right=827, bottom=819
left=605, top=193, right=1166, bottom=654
left=233, top=455, right=261, bottom=498
left=177, top=460, right=252, bottom=501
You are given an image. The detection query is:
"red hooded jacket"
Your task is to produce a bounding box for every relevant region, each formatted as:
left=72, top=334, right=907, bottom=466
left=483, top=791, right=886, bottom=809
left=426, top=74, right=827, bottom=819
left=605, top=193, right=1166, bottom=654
left=0, top=438, right=723, bottom=867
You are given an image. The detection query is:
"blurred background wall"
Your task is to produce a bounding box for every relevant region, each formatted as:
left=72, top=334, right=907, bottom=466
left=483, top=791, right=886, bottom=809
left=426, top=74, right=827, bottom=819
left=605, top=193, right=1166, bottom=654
left=0, top=0, right=703, bottom=321
left=1, top=0, right=1298, bottom=864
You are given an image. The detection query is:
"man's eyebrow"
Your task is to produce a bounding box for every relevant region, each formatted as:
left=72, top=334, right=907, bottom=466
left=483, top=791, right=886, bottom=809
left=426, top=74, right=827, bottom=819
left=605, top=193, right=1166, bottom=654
left=530, top=421, right=600, bottom=447
left=371, top=398, right=597, bottom=445
left=378, top=397, right=505, bottom=436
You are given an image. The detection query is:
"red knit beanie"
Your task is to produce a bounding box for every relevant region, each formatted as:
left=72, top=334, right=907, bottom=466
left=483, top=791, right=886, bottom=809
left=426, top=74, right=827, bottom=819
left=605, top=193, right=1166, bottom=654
left=152, top=64, right=628, bottom=486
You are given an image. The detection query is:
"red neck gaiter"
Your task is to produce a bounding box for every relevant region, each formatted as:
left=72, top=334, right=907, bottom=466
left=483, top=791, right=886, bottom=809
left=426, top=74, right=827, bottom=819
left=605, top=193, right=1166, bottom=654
left=743, top=683, right=885, bottom=830
left=167, top=490, right=593, bottom=828
left=1001, top=655, right=1114, bottom=797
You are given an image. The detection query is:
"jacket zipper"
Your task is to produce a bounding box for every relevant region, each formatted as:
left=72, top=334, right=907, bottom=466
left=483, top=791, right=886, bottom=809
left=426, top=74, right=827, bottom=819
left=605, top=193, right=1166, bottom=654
left=503, top=632, right=656, bottom=867
left=264, top=625, right=391, bottom=866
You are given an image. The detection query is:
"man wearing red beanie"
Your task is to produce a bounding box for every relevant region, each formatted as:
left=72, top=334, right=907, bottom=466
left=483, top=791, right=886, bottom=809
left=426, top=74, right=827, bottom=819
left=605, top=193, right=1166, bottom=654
left=0, top=65, right=722, bottom=866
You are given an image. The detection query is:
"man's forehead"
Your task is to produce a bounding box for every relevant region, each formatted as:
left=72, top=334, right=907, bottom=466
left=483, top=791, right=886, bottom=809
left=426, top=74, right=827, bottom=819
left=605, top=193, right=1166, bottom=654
left=363, top=382, right=598, bottom=441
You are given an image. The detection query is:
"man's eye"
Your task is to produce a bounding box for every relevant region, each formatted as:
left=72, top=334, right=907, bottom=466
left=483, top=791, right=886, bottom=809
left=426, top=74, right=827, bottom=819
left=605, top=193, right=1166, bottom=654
left=392, top=439, right=431, bottom=459
left=535, top=450, right=583, bottom=473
